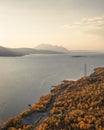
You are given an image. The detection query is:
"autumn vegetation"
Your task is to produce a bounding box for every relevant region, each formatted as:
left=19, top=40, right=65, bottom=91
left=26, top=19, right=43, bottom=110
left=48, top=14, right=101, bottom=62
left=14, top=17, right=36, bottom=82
left=1, top=67, right=104, bottom=130
left=1, top=93, right=54, bottom=130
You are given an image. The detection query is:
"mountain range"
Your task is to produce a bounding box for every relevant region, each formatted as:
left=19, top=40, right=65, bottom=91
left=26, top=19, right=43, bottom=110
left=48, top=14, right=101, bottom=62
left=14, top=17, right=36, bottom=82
left=0, top=44, right=103, bottom=57
left=0, top=44, right=70, bottom=57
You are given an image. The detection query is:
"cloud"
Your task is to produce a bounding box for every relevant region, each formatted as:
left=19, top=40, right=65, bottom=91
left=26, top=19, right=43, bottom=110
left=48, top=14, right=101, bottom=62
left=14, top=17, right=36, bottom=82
left=63, top=16, right=104, bottom=36
left=82, top=16, right=104, bottom=28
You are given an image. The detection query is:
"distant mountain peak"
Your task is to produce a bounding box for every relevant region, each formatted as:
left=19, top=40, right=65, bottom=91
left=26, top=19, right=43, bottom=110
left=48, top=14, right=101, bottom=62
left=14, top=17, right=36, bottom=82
left=35, top=44, right=70, bottom=53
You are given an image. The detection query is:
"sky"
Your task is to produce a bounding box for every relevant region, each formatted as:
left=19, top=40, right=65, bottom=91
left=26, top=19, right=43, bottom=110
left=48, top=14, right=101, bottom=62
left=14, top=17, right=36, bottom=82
left=0, top=0, right=104, bottom=50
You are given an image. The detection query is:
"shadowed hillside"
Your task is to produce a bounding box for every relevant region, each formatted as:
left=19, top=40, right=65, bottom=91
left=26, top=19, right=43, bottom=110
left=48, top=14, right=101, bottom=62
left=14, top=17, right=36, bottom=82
left=1, top=67, right=104, bottom=130
left=0, top=46, right=24, bottom=56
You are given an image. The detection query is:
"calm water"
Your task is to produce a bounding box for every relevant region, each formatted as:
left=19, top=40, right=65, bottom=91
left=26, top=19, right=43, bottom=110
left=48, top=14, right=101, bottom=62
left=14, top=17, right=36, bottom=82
left=0, top=54, right=104, bottom=123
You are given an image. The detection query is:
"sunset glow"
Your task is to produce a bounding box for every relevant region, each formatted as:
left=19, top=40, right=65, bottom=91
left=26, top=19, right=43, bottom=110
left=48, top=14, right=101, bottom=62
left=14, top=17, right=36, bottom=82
left=0, top=0, right=104, bottom=50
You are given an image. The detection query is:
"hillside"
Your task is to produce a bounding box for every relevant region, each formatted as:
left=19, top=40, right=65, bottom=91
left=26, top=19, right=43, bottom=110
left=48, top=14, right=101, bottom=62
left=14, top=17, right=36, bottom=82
left=1, top=67, right=104, bottom=130
left=0, top=46, right=23, bottom=57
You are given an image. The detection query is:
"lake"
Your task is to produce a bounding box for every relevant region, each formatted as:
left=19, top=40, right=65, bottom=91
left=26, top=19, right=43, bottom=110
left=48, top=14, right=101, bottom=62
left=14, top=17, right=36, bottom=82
left=0, top=54, right=104, bottom=123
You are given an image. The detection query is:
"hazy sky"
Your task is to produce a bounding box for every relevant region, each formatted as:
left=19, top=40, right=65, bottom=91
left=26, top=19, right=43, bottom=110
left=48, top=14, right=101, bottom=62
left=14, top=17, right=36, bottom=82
left=0, top=0, right=104, bottom=50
